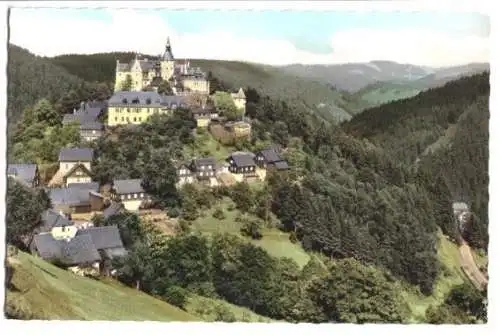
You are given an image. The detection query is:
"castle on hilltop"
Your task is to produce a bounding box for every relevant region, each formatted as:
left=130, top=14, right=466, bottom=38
left=114, top=37, right=210, bottom=94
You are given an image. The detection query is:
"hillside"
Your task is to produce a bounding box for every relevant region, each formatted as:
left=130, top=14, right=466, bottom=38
left=7, top=44, right=85, bottom=128
left=343, top=72, right=489, bottom=253
left=6, top=250, right=199, bottom=321
left=280, top=61, right=489, bottom=92
left=49, top=52, right=358, bottom=123
left=190, top=59, right=357, bottom=122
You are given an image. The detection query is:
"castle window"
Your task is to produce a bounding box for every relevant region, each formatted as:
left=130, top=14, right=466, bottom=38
left=115, top=117, right=118, bottom=121
left=146, top=98, right=151, bottom=104
left=127, top=108, right=130, bottom=113
left=133, top=117, right=137, bottom=122
left=122, top=98, right=128, bottom=104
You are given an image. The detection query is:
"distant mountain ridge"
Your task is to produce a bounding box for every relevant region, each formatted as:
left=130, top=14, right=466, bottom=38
left=279, top=61, right=489, bottom=92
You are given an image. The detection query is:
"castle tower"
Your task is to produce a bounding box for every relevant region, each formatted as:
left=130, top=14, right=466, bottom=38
left=160, top=37, right=175, bottom=81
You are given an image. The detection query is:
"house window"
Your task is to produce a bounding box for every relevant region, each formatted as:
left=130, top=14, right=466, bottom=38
left=121, top=117, right=124, bottom=121
left=121, top=195, right=125, bottom=200
left=115, top=117, right=118, bottom=121
left=127, top=108, right=130, bottom=113
left=133, top=117, right=137, bottom=122
left=128, top=194, right=132, bottom=199
left=135, top=108, right=140, bottom=113
left=134, top=193, right=138, bottom=199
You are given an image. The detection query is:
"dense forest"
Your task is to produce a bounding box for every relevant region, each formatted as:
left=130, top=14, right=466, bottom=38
left=6, top=46, right=489, bottom=324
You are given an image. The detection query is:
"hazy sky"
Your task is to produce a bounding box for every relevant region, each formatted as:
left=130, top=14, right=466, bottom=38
left=9, top=7, right=490, bottom=67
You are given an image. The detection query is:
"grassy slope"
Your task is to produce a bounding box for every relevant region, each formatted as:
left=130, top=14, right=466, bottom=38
left=352, top=81, right=423, bottom=112
left=6, top=251, right=199, bottom=321
left=192, top=197, right=311, bottom=269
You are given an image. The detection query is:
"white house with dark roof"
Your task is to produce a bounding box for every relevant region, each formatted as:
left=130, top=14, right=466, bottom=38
left=7, top=163, right=40, bottom=187
left=58, top=147, right=94, bottom=176
left=112, top=179, right=149, bottom=211
left=227, top=152, right=257, bottom=175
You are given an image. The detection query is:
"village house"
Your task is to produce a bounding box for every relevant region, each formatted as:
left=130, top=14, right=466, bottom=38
left=190, top=157, right=217, bottom=180
left=47, top=183, right=104, bottom=215
left=33, top=223, right=126, bottom=276
left=62, top=102, right=106, bottom=141
left=62, top=163, right=93, bottom=187
left=112, top=179, right=149, bottom=211
left=191, top=105, right=219, bottom=128
left=176, top=161, right=195, bottom=186
left=7, top=163, right=40, bottom=187
left=255, top=148, right=290, bottom=171
left=107, top=91, right=187, bottom=126
left=227, top=152, right=257, bottom=175
left=58, top=147, right=94, bottom=176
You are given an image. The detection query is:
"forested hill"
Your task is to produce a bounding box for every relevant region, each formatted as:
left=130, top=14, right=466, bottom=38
left=342, top=72, right=490, bottom=166
left=343, top=71, right=490, bottom=252
left=7, top=44, right=85, bottom=127
left=49, top=52, right=358, bottom=123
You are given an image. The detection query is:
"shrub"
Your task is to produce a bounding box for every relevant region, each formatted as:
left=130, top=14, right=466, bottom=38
left=214, top=303, right=237, bottom=322
left=162, top=286, right=189, bottom=309
left=213, top=207, right=226, bottom=220
left=168, top=207, right=181, bottom=218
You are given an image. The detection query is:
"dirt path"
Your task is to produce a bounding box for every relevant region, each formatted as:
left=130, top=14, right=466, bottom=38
left=457, top=237, right=488, bottom=290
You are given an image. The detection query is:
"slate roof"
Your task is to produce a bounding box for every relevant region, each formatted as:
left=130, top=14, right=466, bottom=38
left=48, top=187, right=92, bottom=207
left=192, top=157, right=216, bottom=170
left=41, top=209, right=73, bottom=232
left=139, top=60, right=155, bottom=71
left=259, top=149, right=283, bottom=164
left=103, top=202, right=124, bottom=219
left=77, top=226, right=124, bottom=250
left=62, top=104, right=104, bottom=125
left=229, top=152, right=256, bottom=168
left=59, top=148, right=94, bottom=162
left=80, top=121, right=104, bottom=131
left=113, top=179, right=145, bottom=195
left=60, top=234, right=102, bottom=265
left=7, top=164, right=37, bottom=185
left=66, top=182, right=99, bottom=192
left=34, top=225, right=126, bottom=266
left=108, top=91, right=187, bottom=108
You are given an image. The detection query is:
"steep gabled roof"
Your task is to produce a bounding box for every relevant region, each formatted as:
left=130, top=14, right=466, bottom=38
left=192, top=157, right=216, bottom=169
left=80, top=121, right=104, bottom=131
left=258, top=148, right=283, bottom=164
left=66, top=182, right=99, bottom=193
left=113, top=179, right=145, bottom=195
left=59, top=148, right=94, bottom=162
left=34, top=233, right=102, bottom=266
left=228, top=152, right=256, bottom=168
left=63, top=163, right=93, bottom=180
left=48, top=187, right=92, bottom=207
left=40, top=209, right=73, bottom=232
left=77, top=226, right=124, bottom=250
